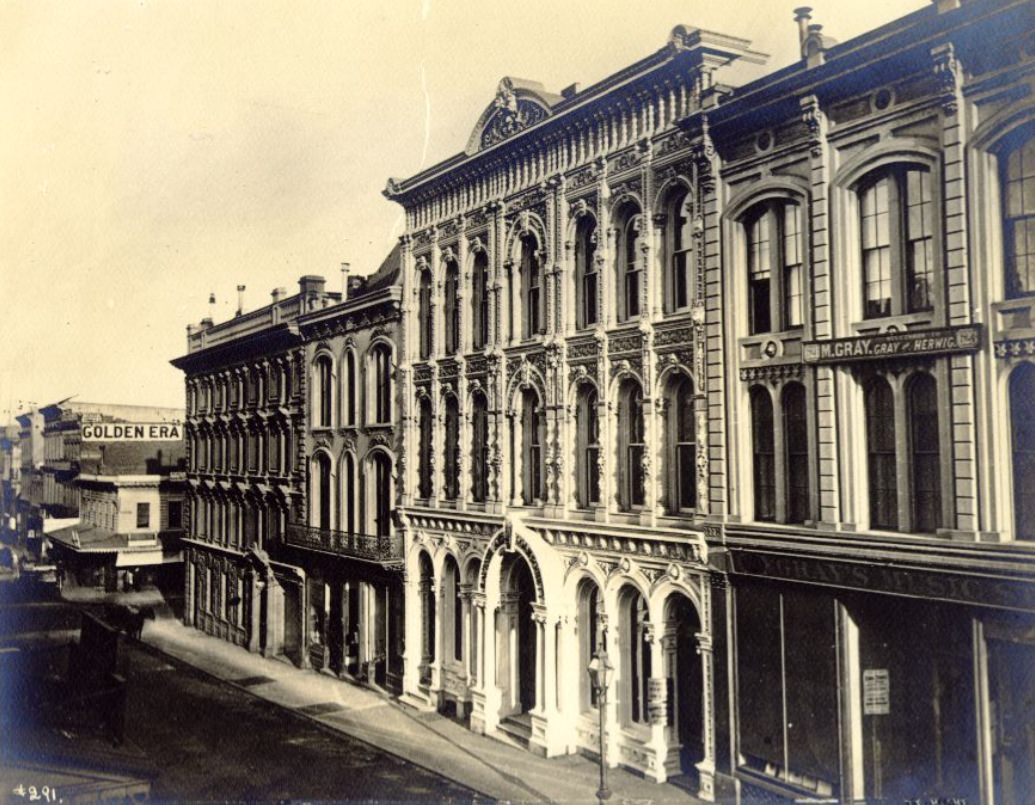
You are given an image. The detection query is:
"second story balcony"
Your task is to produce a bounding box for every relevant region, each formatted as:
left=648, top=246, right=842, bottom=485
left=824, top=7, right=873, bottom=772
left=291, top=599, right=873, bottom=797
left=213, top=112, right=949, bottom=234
left=284, top=523, right=403, bottom=565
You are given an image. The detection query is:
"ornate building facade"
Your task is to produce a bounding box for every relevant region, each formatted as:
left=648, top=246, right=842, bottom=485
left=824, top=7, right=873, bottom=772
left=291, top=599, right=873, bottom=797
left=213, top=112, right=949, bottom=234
left=171, top=278, right=334, bottom=664
left=384, top=1, right=1035, bottom=802
left=284, top=256, right=407, bottom=691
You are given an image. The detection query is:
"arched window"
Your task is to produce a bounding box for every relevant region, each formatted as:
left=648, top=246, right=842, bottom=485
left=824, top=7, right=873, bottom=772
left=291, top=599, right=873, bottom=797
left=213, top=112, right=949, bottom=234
left=342, top=453, right=356, bottom=536
left=521, top=389, right=544, bottom=504
left=372, top=345, right=392, bottom=424
left=783, top=383, right=809, bottom=524
left=471, top=392, right=489, bottom=503
left=418, top=397, right=433, bottom=500
left=859, top=165, right=934, bottom=318
left=315, top=355, right=333, bottom=428
left=575, top=217, right=598, bottom=329
left=521, top=235, right=543, bottom=338
left=472, top=251, right=490, bottom=348
left=443, top=557, right=462, bottom=663
left=745, top=199, right=804, bottom=335
left=443, top=395, right=460, bottom=500
left=1010, top=364, right=1035, bottom=539
left=666, top=189, right=694, bottom=313
left=751, top=387, right=775, bottom=522
left=908, top=374, right=941, bottom=533
left=1002, top=133, right=1035, bottom=298
left=618, top=380, right=645, bottom=511
left=444, top=258, right=460, bottom=355
left=419, top=269, right=433, bottom=359
left=313, top=452, right=332, bottom=531
left=668, top=375, right=696, bottom=513
left=372, top=452, right=392, bottom=538
left=576, top=386, right=600, bottom=508
left=616, top=205, right=642, bottom=322
left=344, top=350, right=357, bottom=426
left=865, top=377, right=897, bottom=529
left=619, top=587, right=652, bottom=726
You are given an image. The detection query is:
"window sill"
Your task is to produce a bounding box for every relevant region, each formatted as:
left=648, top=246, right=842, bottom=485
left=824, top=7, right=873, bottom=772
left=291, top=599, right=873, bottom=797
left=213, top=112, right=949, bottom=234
left=993, top=296, right=1035, bottom=340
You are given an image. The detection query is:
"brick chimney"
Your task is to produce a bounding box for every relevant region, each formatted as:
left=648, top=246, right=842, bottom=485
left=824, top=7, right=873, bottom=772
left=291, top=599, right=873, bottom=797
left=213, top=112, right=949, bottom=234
left=298, top=275, right=326, bottom=296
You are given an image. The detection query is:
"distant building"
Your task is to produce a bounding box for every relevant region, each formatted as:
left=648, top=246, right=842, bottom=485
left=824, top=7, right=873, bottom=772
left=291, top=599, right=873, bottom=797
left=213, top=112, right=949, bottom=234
left=286, top=252, right=405, bottom=690
left=14, top=408, right=46, bottom=554
left=1, top=424, right=21, bottom=542
left=171, top=278, right=340, bottom=665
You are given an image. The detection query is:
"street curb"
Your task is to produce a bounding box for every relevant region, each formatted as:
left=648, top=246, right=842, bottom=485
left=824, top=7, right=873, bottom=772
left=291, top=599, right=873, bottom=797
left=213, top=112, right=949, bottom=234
left=128, top=632, right=504, bottom=804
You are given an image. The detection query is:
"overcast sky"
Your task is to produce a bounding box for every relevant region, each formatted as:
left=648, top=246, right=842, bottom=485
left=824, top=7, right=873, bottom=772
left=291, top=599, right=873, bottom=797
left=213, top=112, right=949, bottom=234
left=0, top=0, right=924, bottom=416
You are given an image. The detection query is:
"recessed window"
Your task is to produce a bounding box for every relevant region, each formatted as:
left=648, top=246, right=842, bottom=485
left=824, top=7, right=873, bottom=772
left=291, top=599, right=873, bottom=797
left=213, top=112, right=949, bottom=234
left=136, top=502, right=150, bottom=529
left=472, top=251, right=490, bottom=348
left=745, top=199, right=804, bottom=335
left=575, top=217, right=598, bottom=329
left=576, top=386, right=600, bottom=507
left=1003, top=133, right=1035, bottom=299
left=1010, top=363, right=1035, bottom=539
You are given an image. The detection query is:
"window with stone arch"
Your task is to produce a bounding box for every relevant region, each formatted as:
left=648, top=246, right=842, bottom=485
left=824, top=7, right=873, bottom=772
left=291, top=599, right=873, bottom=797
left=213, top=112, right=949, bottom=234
left=370, top=451, right=392, bottom=538
left=418, top=268, right=433, bottom=359
left=519, top=233, right=544, bottom=339
left=314, top=354, right=334, bottom=428
left=907, top=372, right=941, bottom=533
left=663, top=185, right=695, bottom=314
left=865, top=376, right=897, bottom=530
left=782, top=382, right=810, bottom=525
left=574, top=215, right=598, bottom=329
left=615, top=201, right=643, bottom=323
left=519, top=388, right=545, bottom=504
left=370, top=343, right=392, bottom=425
left=470, top=391, right=489, bottom=503
left=341, top=452, right=356, bottom=537
left=665, top=373, right=696, bottom=514
left=1002, top=130, right=1035, bottom=298
left=342, top=348, right=357, bottom=426
left=857, top=163, right=935, bottom=319
left=750, top=386, right=776, bottom=522
left=418, top=396, right=433, bottom=500
left=471, top=249, right=490, bottom=349
left=444, top=256, right=460, bottom=355
left=1010, top=362, right=1035, bottom=539
left=443, top=393, right=460, bottom=501
left=617, top=378, right=645, bottom=511
left=574, top=383, right=601, bottom=508
left=743, top=197, right=805, bottom=335
left=311, top=451, right=333, bottom=532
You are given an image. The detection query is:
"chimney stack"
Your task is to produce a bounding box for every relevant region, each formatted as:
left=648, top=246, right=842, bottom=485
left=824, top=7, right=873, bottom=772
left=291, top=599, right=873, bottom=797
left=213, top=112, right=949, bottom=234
left=341, top=262, right=351, bottom=296
left=236, top=285, right=246, bottom=317
left=271, top=287, right=286, bottom=304
left=298, top=275, right=326, bottom=297
left=794, top=7, right=813, bottom=48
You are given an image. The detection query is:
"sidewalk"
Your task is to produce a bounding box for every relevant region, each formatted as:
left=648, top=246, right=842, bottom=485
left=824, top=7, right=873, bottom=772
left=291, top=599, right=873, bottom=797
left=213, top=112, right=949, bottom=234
left=139, top=618, right=703, bottom=804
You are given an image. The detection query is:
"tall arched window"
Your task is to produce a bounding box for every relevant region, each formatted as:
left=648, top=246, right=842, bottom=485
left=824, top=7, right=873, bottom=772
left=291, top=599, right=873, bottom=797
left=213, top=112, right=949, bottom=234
left=859, top=165, right=934, bottom=318
left=372, top=344, right=392, bottom=424
left=783, top=383, right=809, bottom=524
left=618, top=380, right=645, bottom=510
left=908, top=374, right=941, bottom=533
left=444, top=258, right=460, bottom=355
left=313, top=452, right=332, bottom=531
left=619, top=586, right=652, bottom=726
left=666, top=188, right=694, bottom=312
left=575, top=217, right=598, bottom=329
left=520, top=235, right=543, bottom=338
left=471, top=392, right=489, bottom=503
left=1010, top=364, right=1035, bottom=539
left=315, top=355, right=333, bottom=428
left=576, top=386, right=600, bottom=508
left=521, top=389, right=544, bottom=504
left=372, top=452, right=392, bottom=538
left=668, top=375, right=696, bottom=513
left=443, top=395, right=460, bottom=500
left=342, top=453, right=356, bottom=536
left=344, top=350, right=357, bottom=426
left=616, top=204, right=642, bottom=322
left=418, top=397, right=433, bottom=500
left=751, top=387, right=775, bottom=522
left=745, top=199, right=804, bottom=335
left=865, top=377, right=897, bottom=530
left=1003, top=133, right=1035, bottom=298
left=472, top=251, right=490, bottom=348
left=419, top=269, right=433, bottom=359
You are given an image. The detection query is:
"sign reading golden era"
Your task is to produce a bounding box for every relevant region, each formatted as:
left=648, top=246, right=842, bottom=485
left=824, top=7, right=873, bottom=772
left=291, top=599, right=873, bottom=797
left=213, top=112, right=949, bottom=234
left=802, top=324, right=982, bottom=365
left=82, top=422, right=183, bottom=441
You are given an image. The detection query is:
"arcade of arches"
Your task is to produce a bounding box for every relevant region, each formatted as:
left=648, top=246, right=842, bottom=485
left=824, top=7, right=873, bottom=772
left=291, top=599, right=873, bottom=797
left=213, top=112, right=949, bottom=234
left=403, top=517, right=716, bottom=797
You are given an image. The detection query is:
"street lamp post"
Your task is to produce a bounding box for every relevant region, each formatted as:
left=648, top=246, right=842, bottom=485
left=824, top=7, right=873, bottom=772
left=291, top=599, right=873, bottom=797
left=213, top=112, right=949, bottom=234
left=587, top=649, right=613, bottom=802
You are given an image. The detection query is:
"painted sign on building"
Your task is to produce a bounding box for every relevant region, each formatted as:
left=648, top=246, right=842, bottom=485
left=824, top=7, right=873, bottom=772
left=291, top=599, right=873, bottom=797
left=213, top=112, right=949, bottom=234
left=82, top=423, right=183, bottom=441
left=802, top=324, right=982, bottom=365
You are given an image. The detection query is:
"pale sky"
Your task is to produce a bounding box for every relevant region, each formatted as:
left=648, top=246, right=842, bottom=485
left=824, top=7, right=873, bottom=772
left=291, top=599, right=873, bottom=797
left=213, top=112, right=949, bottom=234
left=0, top=0, right=924, bottom=416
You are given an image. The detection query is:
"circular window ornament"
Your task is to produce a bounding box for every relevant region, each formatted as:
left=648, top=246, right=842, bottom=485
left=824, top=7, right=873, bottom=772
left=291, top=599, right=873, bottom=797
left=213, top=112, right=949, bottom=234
left=873, top=88, right=893, bottom=111
left=762, top=340, right=780, bottom=359
left=756, top=131, right=773, bottom=153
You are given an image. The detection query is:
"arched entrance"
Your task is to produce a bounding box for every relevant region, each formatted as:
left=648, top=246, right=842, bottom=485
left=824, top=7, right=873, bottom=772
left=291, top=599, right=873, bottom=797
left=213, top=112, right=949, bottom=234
left=664, top=593, right=704, bottom=781
left=499, top=553, right=538, bottom=717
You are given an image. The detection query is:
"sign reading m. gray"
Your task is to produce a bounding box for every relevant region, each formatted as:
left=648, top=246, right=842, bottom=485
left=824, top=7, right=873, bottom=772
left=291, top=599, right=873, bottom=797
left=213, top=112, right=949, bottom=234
left=802, top=324, right=982, bottom=365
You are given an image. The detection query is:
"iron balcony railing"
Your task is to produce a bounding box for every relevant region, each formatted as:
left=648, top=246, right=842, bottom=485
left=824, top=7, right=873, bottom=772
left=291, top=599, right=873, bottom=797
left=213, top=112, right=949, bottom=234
left=285, top=523, right=402, bottom=563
